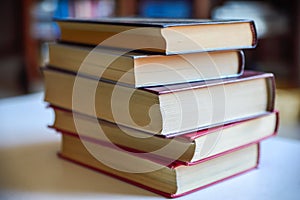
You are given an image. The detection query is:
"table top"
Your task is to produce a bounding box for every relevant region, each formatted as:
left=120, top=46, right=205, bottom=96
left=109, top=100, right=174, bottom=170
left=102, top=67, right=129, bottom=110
left=0, top=92, right=299, bottom=200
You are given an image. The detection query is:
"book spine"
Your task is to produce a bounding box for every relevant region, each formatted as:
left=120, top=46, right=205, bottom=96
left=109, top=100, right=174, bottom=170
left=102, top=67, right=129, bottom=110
left=139, top=0, right=192, bottom=18
left=256, top=142, right=261, bottom=167
left=274, top=110, right=280, bottom=134
left=95, top=0, right=116, bottom=18
left=267, top=75, right=276, bottom=112
left=237, top=50, right=245, bottom=76
left=249, top=21, right=258, bottom=47
left=74, top=0, right=93, bottom=18
left=53, top=0, right=70, bottom=18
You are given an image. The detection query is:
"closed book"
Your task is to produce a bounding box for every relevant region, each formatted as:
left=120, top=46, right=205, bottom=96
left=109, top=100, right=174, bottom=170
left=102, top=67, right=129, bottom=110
left=48, top=42, right=245, bottom=87
left=59, top=133, right=260, bottom=198
left=43, top=67, right=275, bottom=136
left=51, top=107, right=278, bottom=163
left=55, top=17, right=257, bottom=54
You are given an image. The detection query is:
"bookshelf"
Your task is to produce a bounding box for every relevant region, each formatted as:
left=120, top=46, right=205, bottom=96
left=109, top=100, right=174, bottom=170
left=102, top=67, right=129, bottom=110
left=22, top=0, right=213, bottom=88
left=241, top=0, right=300, bottom=88
left=0, top=0, right=26, bottom=97
left=23, top=0, right=40, bottom=91
left=116, top=0, right=212, bottom=18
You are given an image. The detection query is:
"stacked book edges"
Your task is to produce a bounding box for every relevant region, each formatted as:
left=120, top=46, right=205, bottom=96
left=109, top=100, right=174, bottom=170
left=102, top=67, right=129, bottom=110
left=42, top=17, right=278, bottom=197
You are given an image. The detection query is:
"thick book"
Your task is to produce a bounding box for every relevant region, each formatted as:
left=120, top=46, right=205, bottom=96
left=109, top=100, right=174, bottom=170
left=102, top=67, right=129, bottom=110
left=48, top=42, right=245, bottom=87
left=59, top=133, right=260, bottom=198
left=55, top=17, right=257, bottom=54
left=43, top=67, right=275, bottom=136
left=51, top=107, right=278, bottom=163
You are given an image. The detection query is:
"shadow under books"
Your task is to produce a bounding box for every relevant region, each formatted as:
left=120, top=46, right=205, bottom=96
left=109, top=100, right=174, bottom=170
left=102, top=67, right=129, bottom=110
left=0, top=141, right=155, bottom=197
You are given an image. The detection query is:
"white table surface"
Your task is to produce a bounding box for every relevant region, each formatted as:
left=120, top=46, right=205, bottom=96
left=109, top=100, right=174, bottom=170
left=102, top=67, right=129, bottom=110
left=0, top=92, right=299, bottom=200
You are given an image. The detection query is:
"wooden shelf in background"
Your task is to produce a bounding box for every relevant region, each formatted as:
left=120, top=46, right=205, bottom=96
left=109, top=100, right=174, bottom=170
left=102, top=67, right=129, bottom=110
left=23, top=0, right=40, bottom=88
left=116, top=0, right=138, bottom=16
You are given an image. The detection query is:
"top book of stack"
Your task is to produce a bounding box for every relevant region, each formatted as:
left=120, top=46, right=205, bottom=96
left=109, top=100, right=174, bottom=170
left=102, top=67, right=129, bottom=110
left=55, top=18, right=257, bottom=55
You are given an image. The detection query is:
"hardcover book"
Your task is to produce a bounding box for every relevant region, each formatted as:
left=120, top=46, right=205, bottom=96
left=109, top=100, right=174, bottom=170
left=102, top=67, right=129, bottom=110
left=55, top=17, right=257, bottom=54
left=43, top=67, right=275, bottom=136
left=59, top=133, right=260, bottom=198
left=48, top=43, right=245, bottom=87
left=51, top=107, right=278, bottom=163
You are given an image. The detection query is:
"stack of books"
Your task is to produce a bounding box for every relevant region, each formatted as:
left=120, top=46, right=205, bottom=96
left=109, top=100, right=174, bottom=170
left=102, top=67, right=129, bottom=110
left=43, top=18, right=278, bottom=198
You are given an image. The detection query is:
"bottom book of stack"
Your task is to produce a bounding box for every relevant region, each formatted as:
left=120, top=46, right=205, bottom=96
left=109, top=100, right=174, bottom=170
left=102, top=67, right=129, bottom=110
left=52, top=109, right=278, bottom=197
left=59, top=133, right=260, bottom=198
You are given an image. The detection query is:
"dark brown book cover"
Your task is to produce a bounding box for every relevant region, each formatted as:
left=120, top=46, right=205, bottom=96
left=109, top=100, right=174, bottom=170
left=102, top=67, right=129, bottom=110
left=55, top=17, right=255, bottom=29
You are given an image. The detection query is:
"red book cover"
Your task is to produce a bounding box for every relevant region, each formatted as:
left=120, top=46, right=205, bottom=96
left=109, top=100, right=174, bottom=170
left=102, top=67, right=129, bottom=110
left=58, top=141, right=261, bottom=198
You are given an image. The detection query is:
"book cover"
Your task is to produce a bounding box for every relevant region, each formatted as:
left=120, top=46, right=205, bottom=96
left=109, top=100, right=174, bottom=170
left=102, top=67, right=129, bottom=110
left=55, top=17, right=255, bottom=28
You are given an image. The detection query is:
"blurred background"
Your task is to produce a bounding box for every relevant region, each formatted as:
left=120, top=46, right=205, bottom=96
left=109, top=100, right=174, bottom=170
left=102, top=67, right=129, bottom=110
left=0, top=0, right=299, bottom=139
